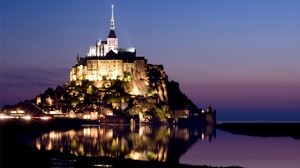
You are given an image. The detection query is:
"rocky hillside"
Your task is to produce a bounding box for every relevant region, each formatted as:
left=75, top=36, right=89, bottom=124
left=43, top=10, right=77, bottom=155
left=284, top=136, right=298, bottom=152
left=2, top=64, right=203, bottom=123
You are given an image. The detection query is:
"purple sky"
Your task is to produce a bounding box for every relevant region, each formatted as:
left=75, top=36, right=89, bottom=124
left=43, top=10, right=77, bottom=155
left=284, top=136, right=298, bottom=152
left=1, top=0, right=300, bottom=121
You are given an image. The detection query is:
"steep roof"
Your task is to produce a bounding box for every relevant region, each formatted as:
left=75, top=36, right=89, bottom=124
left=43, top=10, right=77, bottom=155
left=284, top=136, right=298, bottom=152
left=108, top=30, right=117, bottom=38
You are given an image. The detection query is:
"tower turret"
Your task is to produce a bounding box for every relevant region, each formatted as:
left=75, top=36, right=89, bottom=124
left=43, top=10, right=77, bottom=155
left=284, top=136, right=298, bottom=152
left=106, top=4, right=118, bottom=54
left=87, top=3, right=118, bottom=57
left=108, top=4, right=117, bottom=38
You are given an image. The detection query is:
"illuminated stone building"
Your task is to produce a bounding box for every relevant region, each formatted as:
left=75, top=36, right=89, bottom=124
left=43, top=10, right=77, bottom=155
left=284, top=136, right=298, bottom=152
left=70, top=4, right=148, bottom=91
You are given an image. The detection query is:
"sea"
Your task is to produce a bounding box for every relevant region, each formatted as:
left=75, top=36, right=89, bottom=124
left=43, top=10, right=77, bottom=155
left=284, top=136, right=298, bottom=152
left=24, top=122, right=300, bottom=168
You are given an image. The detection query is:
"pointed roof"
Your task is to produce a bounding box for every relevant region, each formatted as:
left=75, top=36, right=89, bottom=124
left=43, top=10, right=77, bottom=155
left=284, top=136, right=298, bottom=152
left=106, top=50, right=117, bottom=57
left=108, top=29, right=117, bottom=38
left=107, top=4, right=117, bottom=38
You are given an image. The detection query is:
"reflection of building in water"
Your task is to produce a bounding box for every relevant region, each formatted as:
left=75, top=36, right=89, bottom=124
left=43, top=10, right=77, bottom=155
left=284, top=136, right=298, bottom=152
left=201, top=125, right=216, bottom=142
left=34, top=125, right=216, bottom=162
left=174, top=127, right=189, bottom=141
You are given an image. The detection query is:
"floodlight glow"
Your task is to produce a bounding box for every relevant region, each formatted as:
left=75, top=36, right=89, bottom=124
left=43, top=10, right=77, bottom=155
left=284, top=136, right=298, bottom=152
left=23, top=115, right=32, bottom=120
left=0, top=115, right=13, bottom=119
left=40, top=116, right=51, bottom=120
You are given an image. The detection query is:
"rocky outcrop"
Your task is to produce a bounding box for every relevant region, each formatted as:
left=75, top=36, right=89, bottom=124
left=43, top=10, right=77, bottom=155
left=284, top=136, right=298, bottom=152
left=1, top=64, right=212, bottom=124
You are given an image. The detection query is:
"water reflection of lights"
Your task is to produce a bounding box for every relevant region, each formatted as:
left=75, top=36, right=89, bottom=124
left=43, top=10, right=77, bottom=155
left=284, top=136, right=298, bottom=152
left=36, top=140, right=41, bottom=150
left=83, top=127, right=91, bottom=136
left=92, top=164, right=113, bottom=167
left=201, top=132, right=205, bottom=140
left=130, top=123, right=135, bottom=131
left=175, top=128, right=189, bottom=141
left=83, top=127, right=99, bottom=138
left=159, top=148, right=168, bottom=162
left=138, top=127, right=144, bottom=136
left=99, top=128, right=104, bottom=136
left=90, top=127, right=99, bottom=138
left=127, top=151, right=145, bottom=160
left=111, top=138, right=119, bottom=147
left=138, top=125, right=152, bottom=136
left=79, top=144, right=84, bottom=155
left=105, top=129, right=113, bottom=139
left=46, top=141, right=52, bottom=150
left=34, top=125, right=215, bottom=162
left=69, top=130, right=76, bottom=139
left=49, top=131, right=62, bottom=140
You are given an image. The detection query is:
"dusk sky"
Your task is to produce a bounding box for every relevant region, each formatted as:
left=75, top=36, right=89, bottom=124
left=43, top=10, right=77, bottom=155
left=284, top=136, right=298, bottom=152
left=1, top=0, right=300, bottom=121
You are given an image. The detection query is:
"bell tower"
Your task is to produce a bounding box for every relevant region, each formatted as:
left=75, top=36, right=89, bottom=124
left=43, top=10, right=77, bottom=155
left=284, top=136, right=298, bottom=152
left=106, top=4, right=118, bottom=55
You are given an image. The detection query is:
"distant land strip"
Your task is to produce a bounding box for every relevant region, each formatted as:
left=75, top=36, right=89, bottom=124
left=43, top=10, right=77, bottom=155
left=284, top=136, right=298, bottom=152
left=217, top=122, right=300, bottom=139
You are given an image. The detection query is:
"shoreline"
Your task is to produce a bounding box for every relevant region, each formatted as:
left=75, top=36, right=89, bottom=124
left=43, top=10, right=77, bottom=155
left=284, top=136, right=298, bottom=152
left=218, top=121, right=300, bottom=124
left=217, top=122, right=300, bottom=139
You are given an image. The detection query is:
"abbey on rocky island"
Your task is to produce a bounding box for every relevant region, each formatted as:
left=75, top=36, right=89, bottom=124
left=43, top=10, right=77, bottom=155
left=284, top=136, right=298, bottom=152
left=1, top=4, right=216, bottom=125
left=67, top=4, right=216, bottom=124
left=69, top=5, right=166, bottom=98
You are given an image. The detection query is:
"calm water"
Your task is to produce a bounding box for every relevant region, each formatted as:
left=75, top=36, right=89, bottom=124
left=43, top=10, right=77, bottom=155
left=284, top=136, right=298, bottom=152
left=29, top=124, right=300, bottom=168
left=180, top=129, right=300, bottom=168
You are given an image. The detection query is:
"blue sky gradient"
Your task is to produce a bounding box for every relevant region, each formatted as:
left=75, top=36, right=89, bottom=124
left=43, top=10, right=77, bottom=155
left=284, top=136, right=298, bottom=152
left=1, top=0, right=300, bottom=121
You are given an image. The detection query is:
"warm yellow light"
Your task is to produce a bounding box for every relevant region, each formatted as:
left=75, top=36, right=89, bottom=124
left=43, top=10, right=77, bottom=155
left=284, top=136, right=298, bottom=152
left=40, top=116, right=51, bottom=120
left=90, top=128, right=99, bottom=138
left=105, top=129, right=113, bottom=139
left=83, top=127, right=91, bottom=136
left=46, top=141, right=52, bottom=150
left=127, top=151, right=142, bottom=160
left=23, top=115, right=31, bottom=120
left=49, top=131, right=58, bottom=140
left=0, top=114, right=13, bottom=119
left=87, top=85, right=93, bottom=93
left=201, top=132, right=205, bottom=140
left=69, top=113, right=76, bottom=118
left=133, top=87, right=140, bottom=95
left=36, top=140, right=41, bottom=150
left=17, top=110, right=25, bottom=114
left=132, top=152, right=140, bottom=160
left=83, top=114, right=91, bottom=120
left=92, top=164, right=113, bottom=167
left=106, top=111, right=113, bottom=116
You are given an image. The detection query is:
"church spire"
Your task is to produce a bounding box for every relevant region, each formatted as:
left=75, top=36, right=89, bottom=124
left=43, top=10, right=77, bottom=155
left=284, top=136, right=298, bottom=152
left=110, top=4, right=115, bottom=30
left=108, top=4, right=117, bottom=38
